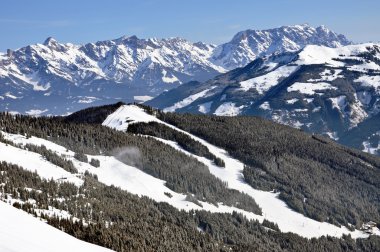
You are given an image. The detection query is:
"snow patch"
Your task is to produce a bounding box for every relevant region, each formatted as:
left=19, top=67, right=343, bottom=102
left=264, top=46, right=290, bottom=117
left=297, top=44, right=374, bottom=67
left=198, top=101, right=213, bottom=114
left=134, top=95, right=153, bottom=102
left=25, top=109, right=49, bottom=116
left=163, top=87, right=216, bottom=112
left=287, top=82, right=337, bottom=95
left=286, top=98, right=299, bottom=104
left=326, top=132, right=339, bottom=141
left=309, top=69, right=343, bottom=82
left=77, top=96, right=99, bottom=104
left=330, top=96, right=347, bottom=111
left=161, top=69, right=180, bottom=83
left=214, top=102, right=244, bottom=116
left=362, top=141, right=379, bottom=155
left=259, top=101, right=271, bottom=110
left=240, top=65, right=299, bottom=93
left=355, top=75, right=380, bottom=93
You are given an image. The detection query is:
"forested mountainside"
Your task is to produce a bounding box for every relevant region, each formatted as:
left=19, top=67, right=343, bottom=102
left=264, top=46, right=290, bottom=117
left=152, top=110, right=380, bottom=228
left=62, top=105, right=380, bottom=229
left=0, top=24, right=349, bottom=115
left=0, top=103, right=379, bottom=251
left=67, top=103, right=380, bottom=229
left=147, top=43, right=380, bottom=156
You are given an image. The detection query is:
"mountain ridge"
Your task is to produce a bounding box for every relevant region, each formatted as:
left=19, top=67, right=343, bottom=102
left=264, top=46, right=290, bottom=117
left=0, top=24, right=350, bottom=115
left=147, top=43, right=380, bottom=155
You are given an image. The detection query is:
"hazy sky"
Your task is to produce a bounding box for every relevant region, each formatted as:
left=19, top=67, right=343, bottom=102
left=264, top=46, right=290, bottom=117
left=1, top=0, right=379, bottom=51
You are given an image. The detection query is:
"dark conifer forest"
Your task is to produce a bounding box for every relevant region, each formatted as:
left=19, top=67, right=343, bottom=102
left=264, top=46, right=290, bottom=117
left=154, top=110, right=380, bottom=228
left=0, top=105, right=380, bottom=251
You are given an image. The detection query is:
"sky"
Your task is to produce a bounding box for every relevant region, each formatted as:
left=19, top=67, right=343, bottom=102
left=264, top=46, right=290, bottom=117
left=1, top=0, right=380, bottom=51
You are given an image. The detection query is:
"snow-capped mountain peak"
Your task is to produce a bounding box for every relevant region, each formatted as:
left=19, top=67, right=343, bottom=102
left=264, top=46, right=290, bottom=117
left=211, top=24, right=351, bottom=70
left=0, top=24, right=352, bottom=115
left=43, top=36, right=59, bottom=46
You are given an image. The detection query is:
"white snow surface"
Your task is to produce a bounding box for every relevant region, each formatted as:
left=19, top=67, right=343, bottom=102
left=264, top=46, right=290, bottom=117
left=198, top=101, right=213, bottom=114
left=214, top=102, right=245, bottom=116
left=286, top=98, right=299, bottom=104
left=362, top=133, right=380, bottom=155
left=355, top=75, right=380, bottom=93
left=296, top=44, right=378, bottom=67
left=161, top=69, right=180, bottom=83
left=259, top=101, right=271, bottom=110
left=134, top=95, right=153, bottom=102
left=0, top=201, right=112, bottom=252
left=239, top=65, right=299, bottom=93
left=77, top=96, right=100, bottom=104
left=330, top=95, right=347, bottom=111
left=102, top=105, right=371, bottom=239
left=287, top=82, right=337, bottom=95
left=309, top=69, right=343, bottom=82
left=0, top=136, right=83, bottom=186
left=163, top=87, right=216, bottom=112
left=25, top=109, right=49, bottom=116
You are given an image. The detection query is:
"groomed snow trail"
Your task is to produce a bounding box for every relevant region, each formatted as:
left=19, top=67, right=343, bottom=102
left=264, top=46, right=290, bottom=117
left=102, top=105, right=373, bottom=239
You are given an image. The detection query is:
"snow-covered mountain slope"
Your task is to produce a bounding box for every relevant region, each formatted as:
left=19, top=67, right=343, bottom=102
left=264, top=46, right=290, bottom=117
left=0, top=131, right=259, bottom=217
left=0, top=24, right=350, bottom=115
left=0, top=138, right=83, bottom=186
left=211, top=24, right=351, bottom=70
left=101, top=104, right=377, bottom=239
left=147, top=43, right=380, bottom=155
left=0, top=201, right=112, bottom=252
left=1, top=104, right=380, bottom=250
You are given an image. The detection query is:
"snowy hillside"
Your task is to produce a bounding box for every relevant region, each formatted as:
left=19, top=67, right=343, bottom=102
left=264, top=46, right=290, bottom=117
left=0, top=105, right=377, bottom=239
left=148, top=43, right=380, bottom=155
left=1, top=104, right=380, bottom=250
left=102, top=104, right=378, bottom=239
left=0, top=131, right=259, bottom=217
left=0, top=24, right=350, bottom=115
left=0, top=201, right=112, bottom=252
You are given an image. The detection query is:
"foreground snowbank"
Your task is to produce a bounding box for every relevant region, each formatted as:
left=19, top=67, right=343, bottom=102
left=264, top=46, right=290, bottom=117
left=0, top=201, right=112, bottom=252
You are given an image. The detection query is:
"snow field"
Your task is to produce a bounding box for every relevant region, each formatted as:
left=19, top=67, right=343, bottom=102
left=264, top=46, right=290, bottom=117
left=0, top=201, right=113, bottom=252
left=102, top=105, right=376, bottom=239
left=163, top=86, right=217, bottom=112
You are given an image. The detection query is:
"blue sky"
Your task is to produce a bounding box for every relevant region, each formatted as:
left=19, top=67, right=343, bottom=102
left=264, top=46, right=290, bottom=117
left=1, top=0, right=379, bottom=51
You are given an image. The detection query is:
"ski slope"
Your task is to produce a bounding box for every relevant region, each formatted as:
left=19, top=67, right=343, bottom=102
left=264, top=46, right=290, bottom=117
left=0, top=132, right=261, bottom=220
left=0, top=201, right=112, bottom=252
left=0, top=140, right=83, bottom=186
left=102, top=105, right=376, bottom=239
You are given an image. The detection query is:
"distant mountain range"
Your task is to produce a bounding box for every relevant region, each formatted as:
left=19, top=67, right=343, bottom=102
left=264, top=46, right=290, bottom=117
left=0, top=24, right=350, bottom=115
left=148, top=43, right=380, bottom=155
